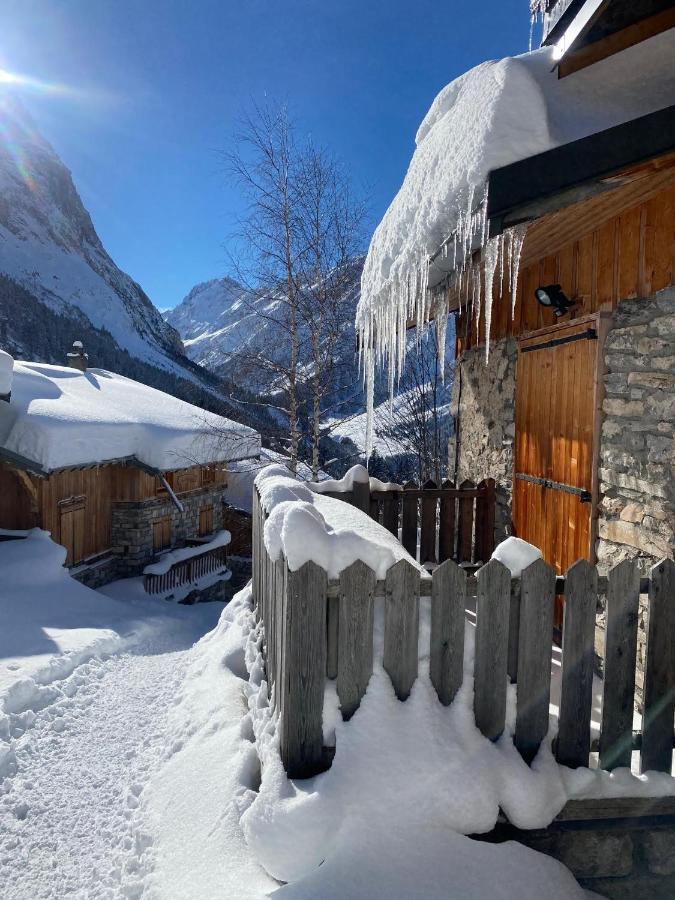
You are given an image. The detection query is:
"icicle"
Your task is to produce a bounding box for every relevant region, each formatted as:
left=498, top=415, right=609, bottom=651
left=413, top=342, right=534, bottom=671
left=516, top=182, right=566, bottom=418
left=508, top=223, right=528, bottom=316
left=482, top=236, right=500, bottom=362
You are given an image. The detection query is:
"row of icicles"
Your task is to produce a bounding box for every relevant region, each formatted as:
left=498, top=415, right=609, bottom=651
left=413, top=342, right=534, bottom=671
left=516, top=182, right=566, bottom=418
left=357, top=186, right=528, bottom=459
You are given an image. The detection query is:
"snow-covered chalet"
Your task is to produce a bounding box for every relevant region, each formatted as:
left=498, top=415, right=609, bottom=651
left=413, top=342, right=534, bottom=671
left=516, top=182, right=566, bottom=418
left=359, top=0, right=675, bottom=630
left=0, top=343, right=260, bottom=588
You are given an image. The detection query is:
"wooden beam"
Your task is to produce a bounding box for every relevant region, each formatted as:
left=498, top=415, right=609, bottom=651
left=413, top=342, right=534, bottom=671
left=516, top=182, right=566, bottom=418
left=559, top=7, right=675, bottom=78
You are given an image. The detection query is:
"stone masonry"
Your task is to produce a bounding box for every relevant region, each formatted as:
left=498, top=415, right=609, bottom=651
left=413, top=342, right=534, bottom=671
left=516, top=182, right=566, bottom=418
left=598, top=288, right=675, bottom=571
left=111, top=484, right=228, bottom=578
left=597, top=287, right=675, bottom=705
left=451, top=337, right=517, bottom=543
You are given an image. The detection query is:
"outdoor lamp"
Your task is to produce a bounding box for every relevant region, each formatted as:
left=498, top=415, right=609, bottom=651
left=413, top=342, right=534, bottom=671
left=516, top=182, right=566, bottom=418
left=534, top=284, right=574, bottom=318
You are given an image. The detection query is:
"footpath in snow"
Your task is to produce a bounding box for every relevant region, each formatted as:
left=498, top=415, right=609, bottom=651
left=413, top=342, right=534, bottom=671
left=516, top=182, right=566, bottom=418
left=0, top=532, right=272, bottom=898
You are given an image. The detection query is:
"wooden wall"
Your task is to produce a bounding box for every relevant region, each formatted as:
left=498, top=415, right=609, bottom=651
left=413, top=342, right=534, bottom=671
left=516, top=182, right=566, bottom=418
left=1, top=462, right=228, bottom=564
left=457, top=179, right=675, bottom=353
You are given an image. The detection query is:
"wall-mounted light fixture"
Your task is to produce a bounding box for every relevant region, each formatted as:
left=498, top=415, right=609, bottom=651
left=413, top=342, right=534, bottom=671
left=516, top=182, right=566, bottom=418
left=534, top=284, right=575, bottom=318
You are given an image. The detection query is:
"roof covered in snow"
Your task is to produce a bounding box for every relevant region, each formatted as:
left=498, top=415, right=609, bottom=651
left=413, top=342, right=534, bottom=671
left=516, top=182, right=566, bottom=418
left=0, top=361, right=260, bottom=473
left=358, top=32, right=675, bottom=333
left=356, top=30, right=675, bottom=455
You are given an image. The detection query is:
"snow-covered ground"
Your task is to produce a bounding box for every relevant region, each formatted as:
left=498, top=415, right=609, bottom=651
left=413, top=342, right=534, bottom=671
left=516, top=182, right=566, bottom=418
left=3, top=524, right=671, bottom=898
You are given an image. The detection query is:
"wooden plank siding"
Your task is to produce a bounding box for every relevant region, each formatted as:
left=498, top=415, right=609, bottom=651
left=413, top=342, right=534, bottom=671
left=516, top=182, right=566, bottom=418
left=456, top=181, right=675, bottom=354
left=0, top=462, right=227, bottom=566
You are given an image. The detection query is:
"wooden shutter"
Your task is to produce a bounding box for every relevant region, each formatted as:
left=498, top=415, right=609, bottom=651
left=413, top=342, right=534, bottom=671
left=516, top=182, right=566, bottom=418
left=199, top=505, right=214, bottom=537
left=59, top=496, right=86, bottom=565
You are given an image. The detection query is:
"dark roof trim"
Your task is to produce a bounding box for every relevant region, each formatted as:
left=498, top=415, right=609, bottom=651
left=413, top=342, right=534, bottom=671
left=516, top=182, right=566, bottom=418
left=487, top=104, right=675, bottom=237
left=541, top=0, right=587, bottom=47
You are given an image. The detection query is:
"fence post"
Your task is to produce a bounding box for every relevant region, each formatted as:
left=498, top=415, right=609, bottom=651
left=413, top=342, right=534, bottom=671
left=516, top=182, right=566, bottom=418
left=557, top=559, right=597, bottom=769
left=475, top=478, right=496, bottom=564
left=401, top=482, right=418, bottom=559
left=382, top=493, right=399, bottom=537
left=641, top=558, right=675, bottom=774
left=279, top=560, right=327, bottom=779
left=384, top=559, right=420, bottom=700
left=457, top=479, right=475, bottom=564
left=337, top=560, right=376, bottom=719
left=474, top=559, right=510, bottom=741
left=352, top=477, right=371, bottom=515
left=438, top=480, right=456, bottom=563
left=514, top=559, right=556, bottom=764
left=430, top=559, right=466, bottom=706
left=420, top=479, right=438, bottom=565
left=599, top=559, right=639, bottom=771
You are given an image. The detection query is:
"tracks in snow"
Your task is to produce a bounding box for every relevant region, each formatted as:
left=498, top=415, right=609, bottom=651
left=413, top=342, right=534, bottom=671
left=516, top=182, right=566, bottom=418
left=0, top=611, right=219, bottom=899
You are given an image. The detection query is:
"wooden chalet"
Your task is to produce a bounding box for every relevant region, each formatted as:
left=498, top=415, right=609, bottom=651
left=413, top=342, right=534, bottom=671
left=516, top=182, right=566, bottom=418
left=0, top=344, right=260, bottom=589
left=443, top=1, right=675, bottom=607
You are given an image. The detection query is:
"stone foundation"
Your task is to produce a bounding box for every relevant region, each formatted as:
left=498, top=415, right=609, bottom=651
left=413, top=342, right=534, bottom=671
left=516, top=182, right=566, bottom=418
left=111, top=485, right=227, bottom=578
left=451, top=337, right=517, bottom=543
left=70, top=553, right=119, bottom=589
left=476, top=799, right=675, bottom=899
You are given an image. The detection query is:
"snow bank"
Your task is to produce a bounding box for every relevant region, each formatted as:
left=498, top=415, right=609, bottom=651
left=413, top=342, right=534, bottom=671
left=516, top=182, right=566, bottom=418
left=132, top=587, right=276, bottom=899
left=0, top=360, right=260, bottom=472
left=491, top=536, right=542, bottom=577
left=143, top=530, right=231, bottom=576
left=357, top=30, right=675, bottom=453
left=256, top=465, right=416, bottom=578
left=0, top=349, right=12, bottom=396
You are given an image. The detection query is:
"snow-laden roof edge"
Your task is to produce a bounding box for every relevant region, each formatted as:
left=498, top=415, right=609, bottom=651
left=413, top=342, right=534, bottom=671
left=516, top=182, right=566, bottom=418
left=356, top=31, right=675, bottom=456
left=0, top=360, right=261, bottom=474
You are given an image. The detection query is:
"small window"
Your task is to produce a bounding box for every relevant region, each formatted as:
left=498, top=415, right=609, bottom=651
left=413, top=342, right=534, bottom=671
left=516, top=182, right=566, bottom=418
left=199, top=505, right=214, bottom=537
left=153, top=517, right=171, bottom=552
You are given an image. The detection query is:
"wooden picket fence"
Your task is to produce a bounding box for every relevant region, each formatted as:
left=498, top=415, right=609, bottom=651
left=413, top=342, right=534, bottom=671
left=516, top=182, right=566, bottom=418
left=316, top=477, right=496, bottom=566
left=253, top=488, right=675, bottom=781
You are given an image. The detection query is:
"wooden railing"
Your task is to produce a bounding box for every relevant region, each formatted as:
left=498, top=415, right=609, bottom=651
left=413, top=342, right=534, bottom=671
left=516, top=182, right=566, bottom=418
left=143, top=545, right=228, bottom=595
left=316, top=477, right=496, bottom=566
left=253, top=487, right=675, bottom=781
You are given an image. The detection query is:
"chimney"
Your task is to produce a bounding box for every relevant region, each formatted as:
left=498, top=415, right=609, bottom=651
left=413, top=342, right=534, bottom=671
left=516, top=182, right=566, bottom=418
left=0, top=349, right=13, bottom=402
left=66, top=340, right=88, bottom=372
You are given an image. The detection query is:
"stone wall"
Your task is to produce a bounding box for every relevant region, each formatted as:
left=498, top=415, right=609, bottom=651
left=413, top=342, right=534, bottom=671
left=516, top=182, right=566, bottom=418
left=111, top=484, right=228, bottom=578
left=480, top=801, right=675, bottom=899
left=596, top=287, right=675, bottom=706
left=597, top=287, right=675, bottom=572
left=451, top=337, right=517, bottom=542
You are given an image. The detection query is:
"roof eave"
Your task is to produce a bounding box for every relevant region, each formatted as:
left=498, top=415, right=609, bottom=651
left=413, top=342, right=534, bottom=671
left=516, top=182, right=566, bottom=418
left=486, top=104, right=675, bottom=238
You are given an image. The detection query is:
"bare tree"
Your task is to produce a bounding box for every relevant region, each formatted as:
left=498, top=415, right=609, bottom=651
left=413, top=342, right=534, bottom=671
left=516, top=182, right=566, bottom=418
left=225, top=103, right=366, bottom=477
left=373, top=329, right=454, bottom=484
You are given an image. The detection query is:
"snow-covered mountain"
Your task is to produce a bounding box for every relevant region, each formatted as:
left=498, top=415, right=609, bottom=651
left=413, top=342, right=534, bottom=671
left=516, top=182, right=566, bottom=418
left=0, top=92, right=185, bottom=370
left=166, top=260, right=366, bottom=414
left=165, top=277, right=284, bottom=374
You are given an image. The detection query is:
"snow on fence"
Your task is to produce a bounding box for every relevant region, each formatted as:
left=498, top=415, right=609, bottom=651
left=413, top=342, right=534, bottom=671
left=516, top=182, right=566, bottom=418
left=253, top=487, right=675, bottom=780
left=143, top=543, right=229, bottom=595
left=314, top=477, right=496, bottom=566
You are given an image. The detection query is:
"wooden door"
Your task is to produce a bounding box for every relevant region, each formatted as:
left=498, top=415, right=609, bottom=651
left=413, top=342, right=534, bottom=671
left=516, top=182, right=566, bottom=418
left=153, top=517, right=172, bottom=552
left=59, top=497, right=86, bottom=566
left=513, top=317, right=605, bottom=626
left=199, top=505, right=214, bottom=537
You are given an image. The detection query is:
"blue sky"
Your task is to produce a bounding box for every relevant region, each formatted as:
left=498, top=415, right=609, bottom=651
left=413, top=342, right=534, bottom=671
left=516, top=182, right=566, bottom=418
left=1, top=1, right=533, bottom=310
